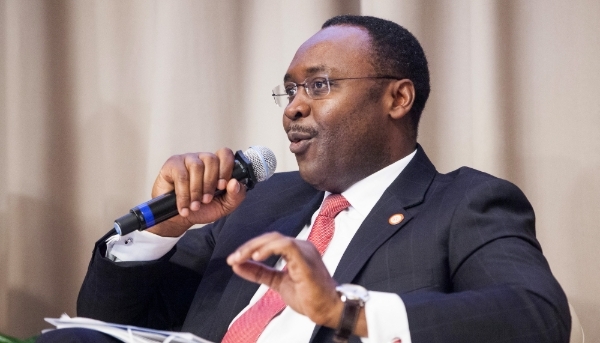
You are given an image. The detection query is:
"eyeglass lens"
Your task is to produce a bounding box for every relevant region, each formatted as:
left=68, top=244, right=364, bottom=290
left=272, top=76, right=331, bottom=107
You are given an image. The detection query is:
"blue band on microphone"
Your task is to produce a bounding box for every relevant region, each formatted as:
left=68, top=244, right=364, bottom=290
left=136, top=203, right=156, bottom=227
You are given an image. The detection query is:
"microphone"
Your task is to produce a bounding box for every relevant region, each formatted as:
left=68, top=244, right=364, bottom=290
left=113, top=146, right=277, bottom=236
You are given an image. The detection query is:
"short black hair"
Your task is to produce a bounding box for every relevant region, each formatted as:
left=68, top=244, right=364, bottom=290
left=322, top=15, right=430, bottom=134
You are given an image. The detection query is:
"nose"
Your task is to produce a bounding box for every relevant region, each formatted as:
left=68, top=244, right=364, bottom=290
left=283, top=88, right=310, bottom=120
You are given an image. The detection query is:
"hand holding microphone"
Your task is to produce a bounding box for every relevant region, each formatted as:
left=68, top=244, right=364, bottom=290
left=114, top=146, right=276, bottom=237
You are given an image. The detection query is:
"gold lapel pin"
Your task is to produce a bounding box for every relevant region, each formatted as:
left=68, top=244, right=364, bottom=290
left=388, top=213, right=404, bottom=225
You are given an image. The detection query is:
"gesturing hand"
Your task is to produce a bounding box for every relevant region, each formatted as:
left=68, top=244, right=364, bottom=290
left=226, top=232, right=344, bottom=329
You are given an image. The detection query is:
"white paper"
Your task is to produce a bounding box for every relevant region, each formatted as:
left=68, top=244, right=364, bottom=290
left=44, top=314, right=213, bottom=343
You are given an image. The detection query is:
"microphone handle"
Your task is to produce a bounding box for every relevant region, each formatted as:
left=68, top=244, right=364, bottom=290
left=114, top=150, right=255, bottom=236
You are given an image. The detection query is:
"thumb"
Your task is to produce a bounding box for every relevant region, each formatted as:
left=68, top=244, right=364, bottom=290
left=219, top=179, right=247, bottom=214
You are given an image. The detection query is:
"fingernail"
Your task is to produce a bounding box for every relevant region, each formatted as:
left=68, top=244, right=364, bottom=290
left=180, top=208, right=189, bottom=217
left=252, top=251, right=260, bottom=260
left=234, top=181, right=241, bottom=194
left=218, top=179, right=227, bottom=190
left=191, top=201, right=200, bottom=211
left=202, top=194, right=213, bottom=203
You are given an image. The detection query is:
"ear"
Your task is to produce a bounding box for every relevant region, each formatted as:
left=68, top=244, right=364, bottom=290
left=387, top=79, right=415, bottom=120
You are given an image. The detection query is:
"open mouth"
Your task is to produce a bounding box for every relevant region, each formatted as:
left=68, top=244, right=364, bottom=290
left=287, top=131, right=314, bottom=154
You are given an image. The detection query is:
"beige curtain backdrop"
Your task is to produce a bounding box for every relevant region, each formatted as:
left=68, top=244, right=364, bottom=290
left=1, top=0, right=599, bottom=340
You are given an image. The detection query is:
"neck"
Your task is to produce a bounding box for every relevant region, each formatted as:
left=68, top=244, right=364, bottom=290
left=319, top=142, right=417, bottom=193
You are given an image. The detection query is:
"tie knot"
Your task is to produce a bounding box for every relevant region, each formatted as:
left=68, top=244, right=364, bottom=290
left=318, top=194, right=350, bottom=218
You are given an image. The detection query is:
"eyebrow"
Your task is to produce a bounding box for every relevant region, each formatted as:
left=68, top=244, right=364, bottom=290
left=283, top=65, right=332, bottom=82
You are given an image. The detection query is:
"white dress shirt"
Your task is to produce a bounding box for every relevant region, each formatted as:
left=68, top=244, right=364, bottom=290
left=107, top=150, right=416, bottom=343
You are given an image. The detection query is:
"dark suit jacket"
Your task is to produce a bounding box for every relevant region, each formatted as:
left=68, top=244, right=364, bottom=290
left=77, top=146, right=571, bottom=342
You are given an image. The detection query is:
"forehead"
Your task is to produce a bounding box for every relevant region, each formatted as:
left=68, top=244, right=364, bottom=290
left=284, top=25, right=375, bottom=81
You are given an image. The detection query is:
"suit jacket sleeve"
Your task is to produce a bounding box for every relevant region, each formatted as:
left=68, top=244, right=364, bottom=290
left=76, top=218, right=225, bottom=330
left=75, top=171, right=318, bottom=335
left=402, top=177, right=570, bottom=343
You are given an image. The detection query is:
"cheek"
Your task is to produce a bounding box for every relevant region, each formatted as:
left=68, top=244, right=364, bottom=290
left=313, top=97, right=352, bottom=130
left=313, top=109, right=363, bottom=164
left=319, top=94, right=373, bottom=136
left=282, top=113, right=289, bottom=130
left=327, top=99, right=388, bottom=153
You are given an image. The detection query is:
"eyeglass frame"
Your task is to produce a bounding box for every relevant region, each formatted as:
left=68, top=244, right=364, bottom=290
left=271, top=75, right=404, bottom=107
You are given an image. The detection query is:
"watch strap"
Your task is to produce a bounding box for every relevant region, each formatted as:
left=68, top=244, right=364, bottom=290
left=333, top=298, right=361, bottom=343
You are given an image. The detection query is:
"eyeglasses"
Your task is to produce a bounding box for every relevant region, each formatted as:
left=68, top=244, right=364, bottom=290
left=271, top=75, right=402, bottom=107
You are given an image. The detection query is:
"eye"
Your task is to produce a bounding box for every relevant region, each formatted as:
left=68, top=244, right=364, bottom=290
left=314, top=81, right=325, bottom=89
left=284, top=84, right=297, bottom=97
left=309, top=78, right=329, bottom=96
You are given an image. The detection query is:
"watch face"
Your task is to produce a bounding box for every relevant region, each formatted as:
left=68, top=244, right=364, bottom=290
left=336, top=284, right=370, bottom=302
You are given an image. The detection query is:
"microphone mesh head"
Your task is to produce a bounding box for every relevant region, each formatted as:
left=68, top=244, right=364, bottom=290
left=244, top=146, right=277, bottom=182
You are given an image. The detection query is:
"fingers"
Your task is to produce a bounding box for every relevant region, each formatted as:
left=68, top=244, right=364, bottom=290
left=171, top=153, right=212, bottom=216
left=228, top=232, right=293, bottom=264
left=196, top=153, right=219, bottom=205
left=227, top=232, right=343, bottom=327
left=196, top=148, right=235, bottom=206
left=227, top=232, right=320, bottom=284
left=147, top=178, right=246, bottom=237
left=231, top=260, right=281, bottom=289
left=216, top=147, right=235, bottom=190
left=152, top=148, right=235, bottom=217
left=217, top=178, right=246, bottom=212
left=227, top=232, right=288, bottom=286
left=182, top=154, right=203, bottom=213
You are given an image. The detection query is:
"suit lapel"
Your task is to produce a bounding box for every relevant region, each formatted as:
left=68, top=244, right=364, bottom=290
left=333, top=145, right=436, bottom=284
left=311, top=146, right=437, bottom=342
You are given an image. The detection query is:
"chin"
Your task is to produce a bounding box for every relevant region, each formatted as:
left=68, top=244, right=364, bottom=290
left=299, top=167, right=347, bottom=192
left=297, top=163, right=325, bottom=190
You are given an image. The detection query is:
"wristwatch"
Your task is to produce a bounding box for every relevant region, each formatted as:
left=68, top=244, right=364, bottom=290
left=334, top=284, right=370, bottom=343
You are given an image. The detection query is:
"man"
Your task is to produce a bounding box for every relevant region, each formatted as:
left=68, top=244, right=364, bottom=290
left=39, top=15, right=570, bottom=343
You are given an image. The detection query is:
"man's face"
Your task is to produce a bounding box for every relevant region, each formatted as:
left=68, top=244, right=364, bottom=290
left=283, top=25, right=394, bottom=193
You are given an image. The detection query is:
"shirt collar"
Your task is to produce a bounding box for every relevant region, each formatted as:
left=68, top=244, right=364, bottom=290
left=324, top=149, right=417, bottom=218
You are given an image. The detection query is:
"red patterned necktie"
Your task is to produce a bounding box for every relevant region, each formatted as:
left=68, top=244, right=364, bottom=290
left=221, top=194, right=350, bottom=343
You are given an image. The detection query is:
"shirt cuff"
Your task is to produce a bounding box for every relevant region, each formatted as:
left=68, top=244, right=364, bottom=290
left=360, top=291, right=412, bottom=343
left=106, top=230, right=183, bottom=262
